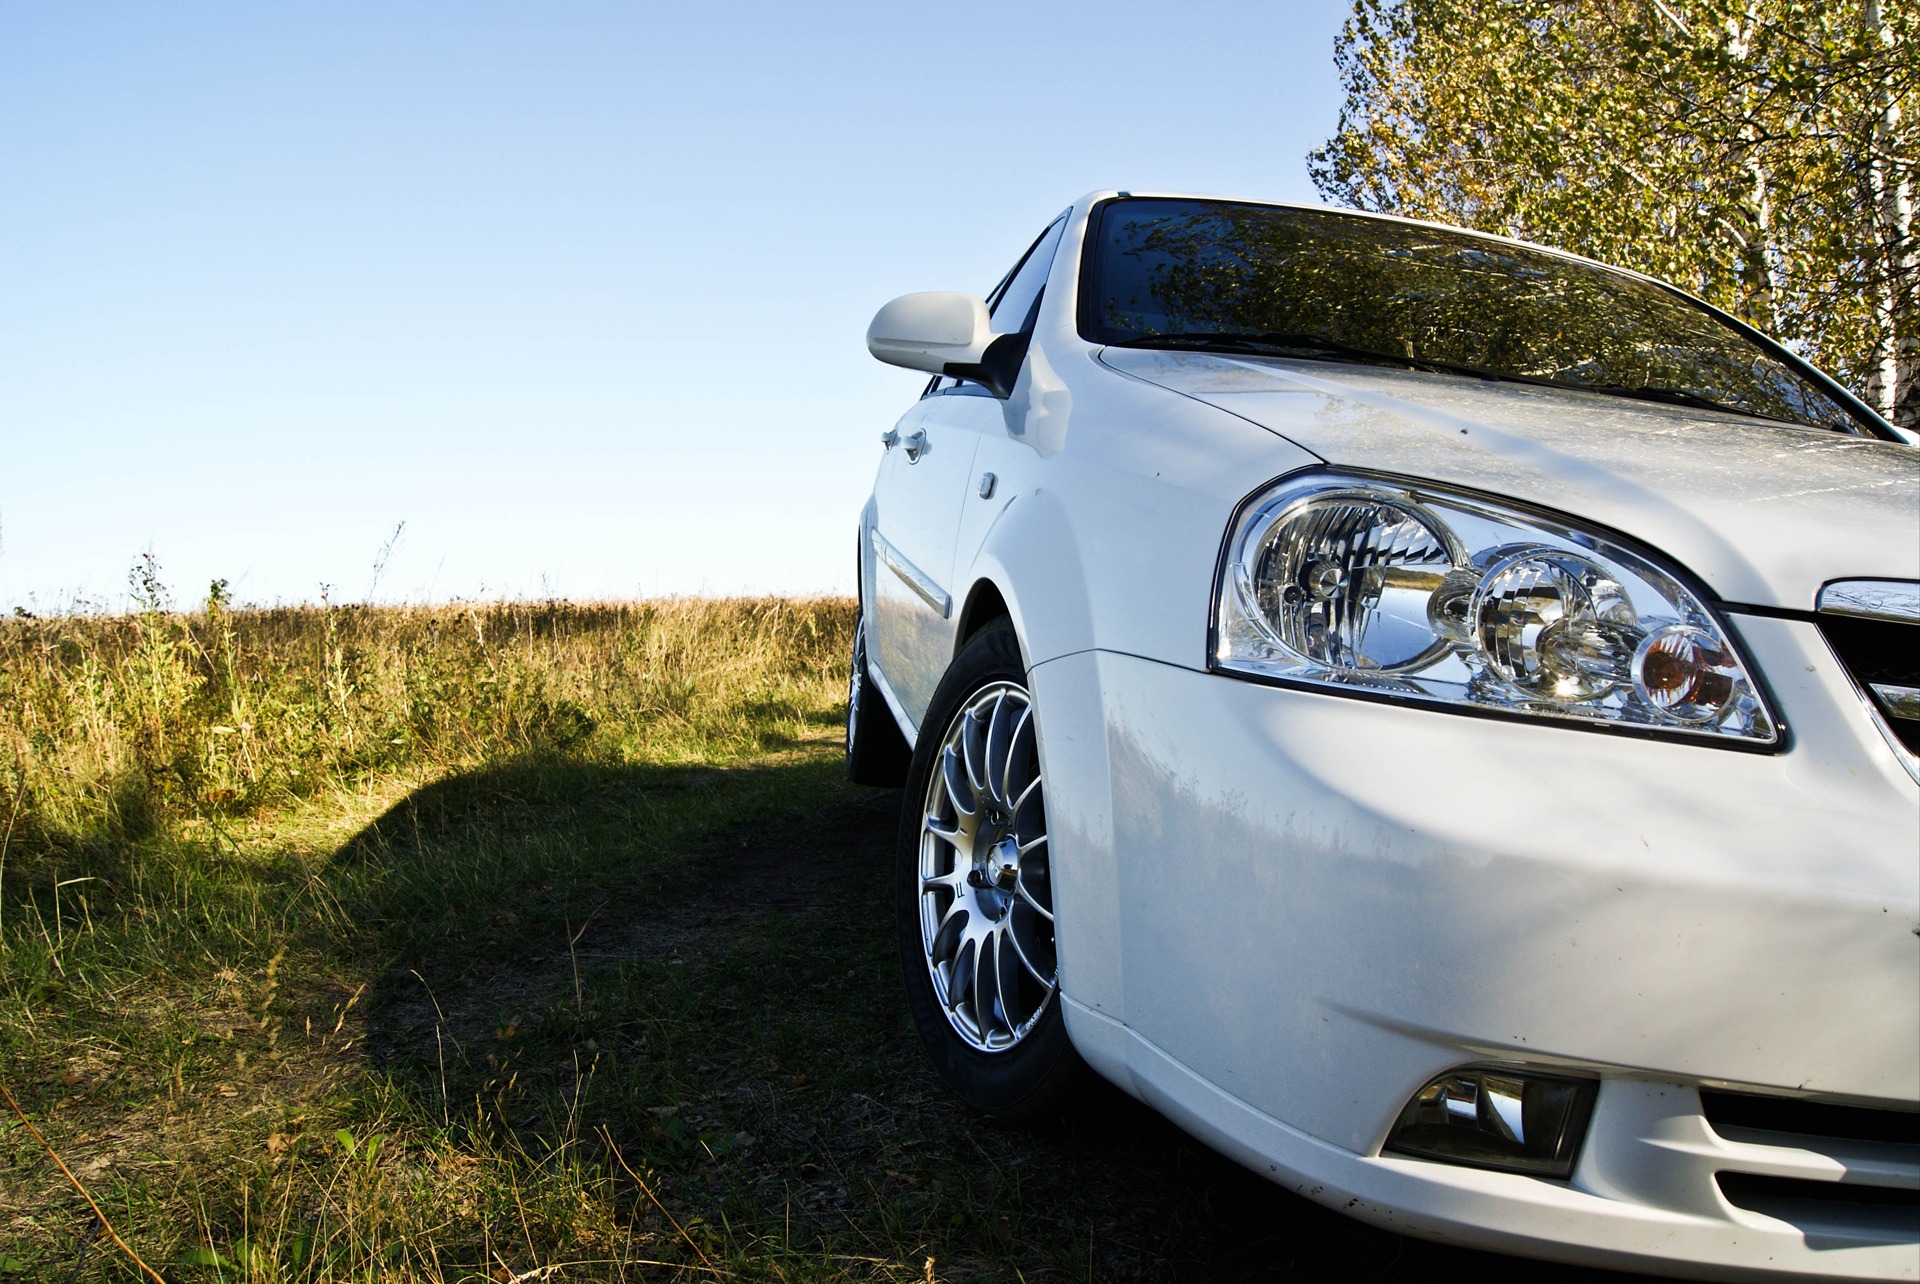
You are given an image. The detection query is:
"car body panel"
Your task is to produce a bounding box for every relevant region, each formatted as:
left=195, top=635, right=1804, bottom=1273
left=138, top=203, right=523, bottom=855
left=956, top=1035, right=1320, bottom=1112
left=1099, top=347, right=1920, bottom=612
left=865, top=397, right=984, bottom=732
left=861, top=190, right=1920, bottom=1280
left=1034, top=623, right=1917, bottom=1134
left=1032, top=623, right=1918, bottom=1277
left=1104, top=1025, right=1920, bottom=1280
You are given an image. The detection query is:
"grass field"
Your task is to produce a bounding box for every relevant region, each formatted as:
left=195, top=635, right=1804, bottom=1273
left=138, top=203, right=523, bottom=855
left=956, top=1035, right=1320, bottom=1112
left=0, top=580, right=1625, bottom=1282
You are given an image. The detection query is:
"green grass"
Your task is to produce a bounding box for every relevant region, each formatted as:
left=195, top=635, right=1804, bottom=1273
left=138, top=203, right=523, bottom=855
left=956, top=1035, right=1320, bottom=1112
left=0, top=575, right=1607, bottom=1283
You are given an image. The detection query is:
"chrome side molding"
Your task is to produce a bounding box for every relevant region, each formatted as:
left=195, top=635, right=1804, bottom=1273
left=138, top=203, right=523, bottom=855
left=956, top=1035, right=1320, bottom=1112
left=872, top=529, right=952, bottom=619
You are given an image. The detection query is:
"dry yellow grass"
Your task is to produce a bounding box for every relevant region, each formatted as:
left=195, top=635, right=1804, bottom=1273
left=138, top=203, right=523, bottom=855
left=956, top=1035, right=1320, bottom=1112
left=1, top=572, right=854, bottom=863
left=2, top=582, right=867, bottom=1280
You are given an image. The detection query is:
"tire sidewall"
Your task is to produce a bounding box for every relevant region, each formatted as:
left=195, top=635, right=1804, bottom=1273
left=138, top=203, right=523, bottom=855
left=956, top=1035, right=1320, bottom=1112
left=846, top=619, right=910, bottom=786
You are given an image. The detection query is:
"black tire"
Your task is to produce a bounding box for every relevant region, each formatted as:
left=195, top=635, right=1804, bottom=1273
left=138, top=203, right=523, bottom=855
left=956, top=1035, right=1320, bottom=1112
left=846, top=621, right=910, bottom=786
left=896, top=620, right=1086, bottom=1119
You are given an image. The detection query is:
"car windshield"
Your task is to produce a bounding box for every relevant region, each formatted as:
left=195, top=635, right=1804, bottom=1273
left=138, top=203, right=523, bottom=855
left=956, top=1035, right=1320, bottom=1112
left=1083, top=198, right=1869, bottom=435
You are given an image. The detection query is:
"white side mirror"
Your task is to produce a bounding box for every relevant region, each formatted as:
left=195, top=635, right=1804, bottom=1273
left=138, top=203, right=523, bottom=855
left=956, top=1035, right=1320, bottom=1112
left=867, top=292, right=992, bottom=373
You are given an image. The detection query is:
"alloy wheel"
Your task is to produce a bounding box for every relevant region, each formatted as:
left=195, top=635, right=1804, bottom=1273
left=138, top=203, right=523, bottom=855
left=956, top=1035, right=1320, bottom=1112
left=916, top=680, right=1056, bottom=1053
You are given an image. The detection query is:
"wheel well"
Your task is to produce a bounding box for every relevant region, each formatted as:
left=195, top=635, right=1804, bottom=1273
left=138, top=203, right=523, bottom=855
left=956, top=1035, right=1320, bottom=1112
left=955, top=581, right=1011, bottom=651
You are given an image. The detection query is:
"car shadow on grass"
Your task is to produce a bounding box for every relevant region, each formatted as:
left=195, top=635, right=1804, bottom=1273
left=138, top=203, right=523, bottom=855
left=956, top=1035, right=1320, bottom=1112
left=333, top=755, right=1643, bottom=1283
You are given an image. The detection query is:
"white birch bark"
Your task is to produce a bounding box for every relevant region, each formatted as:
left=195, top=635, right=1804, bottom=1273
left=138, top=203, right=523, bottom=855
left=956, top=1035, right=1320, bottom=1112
left=1864, top=0, right=1915, bottom=425
left=1724, top=3, right=1785, bottom=333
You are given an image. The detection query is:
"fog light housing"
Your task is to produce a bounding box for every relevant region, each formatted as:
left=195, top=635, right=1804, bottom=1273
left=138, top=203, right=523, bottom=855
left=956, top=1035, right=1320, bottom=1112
left=1386, top=1068, right=1596, bottom=1178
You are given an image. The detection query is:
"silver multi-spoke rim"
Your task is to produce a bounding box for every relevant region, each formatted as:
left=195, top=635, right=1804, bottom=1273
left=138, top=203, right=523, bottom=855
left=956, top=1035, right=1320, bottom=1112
left=918, top=680, right=1056, bottom=1053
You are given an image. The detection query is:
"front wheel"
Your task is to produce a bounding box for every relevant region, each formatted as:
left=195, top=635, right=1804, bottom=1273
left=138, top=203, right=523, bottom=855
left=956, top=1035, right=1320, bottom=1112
left=896, top=621, right=1084, bottom=1118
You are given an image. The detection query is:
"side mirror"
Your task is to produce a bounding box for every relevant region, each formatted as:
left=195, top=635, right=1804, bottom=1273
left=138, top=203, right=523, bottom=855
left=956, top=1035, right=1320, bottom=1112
left=866, top=292, right=992, bottom=374
left=866, top=291, right=1027, bottom=398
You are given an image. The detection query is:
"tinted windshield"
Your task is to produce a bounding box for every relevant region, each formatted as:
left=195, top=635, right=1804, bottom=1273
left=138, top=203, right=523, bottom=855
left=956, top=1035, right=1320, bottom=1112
left=1082, top=198, right=1868, bottom=434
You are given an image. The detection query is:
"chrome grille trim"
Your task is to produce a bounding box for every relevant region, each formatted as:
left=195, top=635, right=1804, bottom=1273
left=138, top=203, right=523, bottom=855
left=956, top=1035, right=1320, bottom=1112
left=1871, top=683, right=1920, bottom=721
left=1813, top=581, right=1920, bottom=776
left=1818, top=579, right=1920, bottom=624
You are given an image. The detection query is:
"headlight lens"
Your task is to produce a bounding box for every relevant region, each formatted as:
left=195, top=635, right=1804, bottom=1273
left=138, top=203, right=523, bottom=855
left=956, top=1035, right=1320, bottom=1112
left=1215, top=474, right=1778, bottom=744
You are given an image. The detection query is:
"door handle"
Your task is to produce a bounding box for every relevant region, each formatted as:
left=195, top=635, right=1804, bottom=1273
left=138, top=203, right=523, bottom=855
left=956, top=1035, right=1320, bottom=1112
left=902, top=430, right=928, bottom=462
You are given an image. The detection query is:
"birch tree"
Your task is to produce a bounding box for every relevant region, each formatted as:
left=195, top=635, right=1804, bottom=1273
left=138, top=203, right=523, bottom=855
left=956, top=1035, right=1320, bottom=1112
left=1310, top=0, right=1918, bottom=428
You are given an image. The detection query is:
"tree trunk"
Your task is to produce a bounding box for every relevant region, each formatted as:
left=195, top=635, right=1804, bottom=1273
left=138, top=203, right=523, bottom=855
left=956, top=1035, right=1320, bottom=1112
left=1725, top=4, right=1784, bottom=333
left=1865, top=0, right=1916, bottom=427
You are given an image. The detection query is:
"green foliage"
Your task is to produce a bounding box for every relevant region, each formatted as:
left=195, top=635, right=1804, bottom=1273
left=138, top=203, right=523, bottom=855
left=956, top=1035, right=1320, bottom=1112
left=0, top=574, right=867, bottom=1281
left=0, top=578, right=853, bottom=865
left=1311, top=0, right=1918, bottom=426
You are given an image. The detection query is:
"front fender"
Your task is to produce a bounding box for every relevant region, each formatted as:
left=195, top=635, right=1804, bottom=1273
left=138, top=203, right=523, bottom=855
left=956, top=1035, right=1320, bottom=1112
left=963, top=487, right=1096, bottom=669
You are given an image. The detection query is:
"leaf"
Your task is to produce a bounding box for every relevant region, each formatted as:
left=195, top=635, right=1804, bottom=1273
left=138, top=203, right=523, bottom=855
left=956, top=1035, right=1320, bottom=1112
left=181, top=1247, right=233, bottom=1268
left=334, top=1128, right=357, bottom=1156
left=1310, top=0, right=1916, bottom=425
left=0, top=1257, right=26, bottom=1273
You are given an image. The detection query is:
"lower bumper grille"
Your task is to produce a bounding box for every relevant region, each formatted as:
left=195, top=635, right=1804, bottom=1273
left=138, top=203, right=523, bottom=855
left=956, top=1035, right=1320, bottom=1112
left=1701, top=1089, right=1920, bottom=1145
left=1702, top=1089, right=1920, bottom=1242
left=1718, top=1173, right=1919, bottom=1212
left=1716, top=1174, right=1920, bottom=1243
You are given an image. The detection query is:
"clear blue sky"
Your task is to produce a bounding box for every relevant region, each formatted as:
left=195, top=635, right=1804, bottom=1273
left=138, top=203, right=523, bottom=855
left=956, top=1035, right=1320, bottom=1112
left=2, top=1, right=1353, bottom=610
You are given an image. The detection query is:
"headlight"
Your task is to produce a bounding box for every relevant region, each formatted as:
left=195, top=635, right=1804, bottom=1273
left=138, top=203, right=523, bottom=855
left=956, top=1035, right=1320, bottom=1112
left=1214, top=472, right=1779, bottom=745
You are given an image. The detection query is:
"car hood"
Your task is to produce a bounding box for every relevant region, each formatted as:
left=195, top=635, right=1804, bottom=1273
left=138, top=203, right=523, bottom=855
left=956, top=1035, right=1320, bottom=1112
left=1099, top=347, right=1920, bottom=611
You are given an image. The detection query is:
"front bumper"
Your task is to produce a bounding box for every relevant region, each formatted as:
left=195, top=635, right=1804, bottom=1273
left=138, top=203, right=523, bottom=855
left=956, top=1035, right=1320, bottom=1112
left=1032, top=612, right=1919, bottom=1279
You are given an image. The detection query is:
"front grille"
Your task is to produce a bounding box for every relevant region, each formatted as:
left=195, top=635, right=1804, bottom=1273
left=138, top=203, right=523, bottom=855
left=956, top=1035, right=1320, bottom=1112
left=1815, top=612, right=1920, bottom=754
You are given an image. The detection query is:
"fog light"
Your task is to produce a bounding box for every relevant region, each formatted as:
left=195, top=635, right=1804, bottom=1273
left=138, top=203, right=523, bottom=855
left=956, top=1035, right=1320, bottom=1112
left=1386, top=1067, right=1596, bottom=1178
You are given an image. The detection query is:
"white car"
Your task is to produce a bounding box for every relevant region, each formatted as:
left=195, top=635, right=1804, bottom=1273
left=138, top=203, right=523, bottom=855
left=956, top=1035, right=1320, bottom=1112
left=848, top=191, right=1920, bottom=1280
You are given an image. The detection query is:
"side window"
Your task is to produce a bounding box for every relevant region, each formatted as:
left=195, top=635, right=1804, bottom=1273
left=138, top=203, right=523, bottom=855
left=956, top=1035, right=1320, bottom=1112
left=988, top=217, right=1067, bottom=334
left=924, top=215, right=1068, bottom=398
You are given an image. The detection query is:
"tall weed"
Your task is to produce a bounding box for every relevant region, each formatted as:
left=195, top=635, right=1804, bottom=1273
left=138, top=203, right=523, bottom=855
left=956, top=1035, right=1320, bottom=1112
left=0, top=571, right=875, bottom=1280
left=0, top=576, right=853, bottom=867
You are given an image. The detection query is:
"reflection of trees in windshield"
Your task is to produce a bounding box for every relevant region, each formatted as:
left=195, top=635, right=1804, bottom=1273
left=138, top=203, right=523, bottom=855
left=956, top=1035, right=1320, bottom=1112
left=1089, top=200, right=1860, bottom=433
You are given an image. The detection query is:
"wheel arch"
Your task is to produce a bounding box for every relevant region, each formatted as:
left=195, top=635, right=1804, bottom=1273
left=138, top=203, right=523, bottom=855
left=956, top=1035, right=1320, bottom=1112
left=954, top=579, right=1012, bottom=654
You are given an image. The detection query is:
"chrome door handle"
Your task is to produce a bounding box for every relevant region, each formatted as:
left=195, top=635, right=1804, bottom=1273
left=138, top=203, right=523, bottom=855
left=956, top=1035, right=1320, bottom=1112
left=902, top=430, right=928, bottom=462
